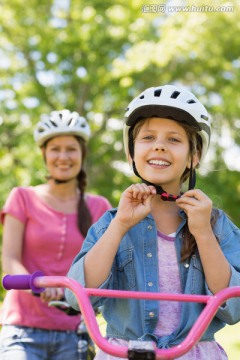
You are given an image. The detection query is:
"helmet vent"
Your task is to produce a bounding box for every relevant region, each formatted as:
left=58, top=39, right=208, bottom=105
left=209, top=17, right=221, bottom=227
left=187, top=99, right=196, bottom=104
left=201, top=114, right=209, bottom=121
left=154, top=89, right=162, bottom=97
left=170, top=91, right=180, bottom=99
left=50, top=120, right=57, bottom=127
left=139, top=95, right=144, bottom=99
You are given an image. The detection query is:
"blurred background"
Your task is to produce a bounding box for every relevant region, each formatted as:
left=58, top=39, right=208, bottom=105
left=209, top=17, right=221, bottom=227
left=0, top=0, right=240, bottom=357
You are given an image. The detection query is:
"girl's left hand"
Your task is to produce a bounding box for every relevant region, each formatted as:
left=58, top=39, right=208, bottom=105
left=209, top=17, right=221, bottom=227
left=176, top=189, right=212, bottom=238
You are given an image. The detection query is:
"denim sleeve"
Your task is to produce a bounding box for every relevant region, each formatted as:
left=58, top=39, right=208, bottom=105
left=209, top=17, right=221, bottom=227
left=205, top=211, right=240, bottom=324
left=65, top=210, right=115, bottom=310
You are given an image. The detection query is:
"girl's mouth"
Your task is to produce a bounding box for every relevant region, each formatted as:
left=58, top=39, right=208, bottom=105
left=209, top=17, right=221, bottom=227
left=148, top=159, right=171, bottom=166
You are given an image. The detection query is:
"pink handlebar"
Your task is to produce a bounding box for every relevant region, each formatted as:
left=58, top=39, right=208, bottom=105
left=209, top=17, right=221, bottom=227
left=2, top=273, right=240, bottom=359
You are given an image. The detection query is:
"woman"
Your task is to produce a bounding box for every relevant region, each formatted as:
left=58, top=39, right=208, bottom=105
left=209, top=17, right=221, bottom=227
left=0, top=109, right=112, bottom=360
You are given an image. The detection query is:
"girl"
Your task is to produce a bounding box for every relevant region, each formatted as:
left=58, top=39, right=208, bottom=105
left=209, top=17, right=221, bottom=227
left=66, top=86, right=240, bottom=359
left=0, top=109, right=112, bottom=360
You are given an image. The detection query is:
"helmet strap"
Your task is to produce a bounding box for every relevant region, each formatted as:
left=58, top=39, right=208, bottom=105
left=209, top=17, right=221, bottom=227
left=188, top=160, right=196, bottom=190
left=132, top=161, right=181, bottom=202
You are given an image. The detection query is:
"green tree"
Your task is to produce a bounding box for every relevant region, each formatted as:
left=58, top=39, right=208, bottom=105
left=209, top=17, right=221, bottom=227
left=1, top=0, right=240, bottom=300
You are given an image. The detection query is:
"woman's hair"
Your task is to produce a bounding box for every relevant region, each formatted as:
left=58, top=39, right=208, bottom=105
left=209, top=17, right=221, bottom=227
left=43, top=136, right=92, bottom=237
left=75, top=137, right=92, bottom=237
left=130, top=117, right=219, bottom=261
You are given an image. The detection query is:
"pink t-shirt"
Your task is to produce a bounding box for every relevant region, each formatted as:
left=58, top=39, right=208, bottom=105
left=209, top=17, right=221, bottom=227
left=0, top=186, right=111, bottom=330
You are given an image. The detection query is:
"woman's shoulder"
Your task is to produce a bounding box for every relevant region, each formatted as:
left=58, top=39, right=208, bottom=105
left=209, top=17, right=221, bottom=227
left=6, top=186, right=34, bottom=200
left=86, top=192, right=109, bottom=201
left=6, top=186, right=48, bottom=209
left=86, top=192, right=112, bottom=208
left=1, top=186, right=36, bottom=223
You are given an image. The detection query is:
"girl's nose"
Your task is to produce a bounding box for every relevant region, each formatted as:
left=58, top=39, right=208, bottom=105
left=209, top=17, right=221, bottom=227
left=153, top=140, right=166, bottom=152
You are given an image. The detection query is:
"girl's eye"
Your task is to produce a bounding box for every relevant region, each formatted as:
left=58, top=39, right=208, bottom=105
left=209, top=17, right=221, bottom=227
left=169, top=137, right=180, bottom=143
left=142, top=135, right=154, bottom=140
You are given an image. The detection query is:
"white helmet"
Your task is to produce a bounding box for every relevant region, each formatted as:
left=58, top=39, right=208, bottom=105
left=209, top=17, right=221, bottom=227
left=124, top=84, right=211, bottom=165
left=34, top=109, right=91, bottom=147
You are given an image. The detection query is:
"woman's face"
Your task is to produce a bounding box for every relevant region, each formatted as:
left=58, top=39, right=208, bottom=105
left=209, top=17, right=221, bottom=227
left=133, top=117, right=199, bottom=193
left=43, top=135, right=82, bottom=182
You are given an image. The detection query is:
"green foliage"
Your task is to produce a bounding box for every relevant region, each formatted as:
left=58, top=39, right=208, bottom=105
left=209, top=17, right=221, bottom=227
left=0, top=1, right=240, bottom=304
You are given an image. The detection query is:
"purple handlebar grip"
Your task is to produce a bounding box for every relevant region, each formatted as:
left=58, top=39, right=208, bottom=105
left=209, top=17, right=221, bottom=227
left=2, top=271, right=45, bottom=293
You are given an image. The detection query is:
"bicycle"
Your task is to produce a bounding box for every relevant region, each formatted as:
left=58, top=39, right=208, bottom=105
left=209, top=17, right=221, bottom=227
left=3, top=271, right=240, bottom=359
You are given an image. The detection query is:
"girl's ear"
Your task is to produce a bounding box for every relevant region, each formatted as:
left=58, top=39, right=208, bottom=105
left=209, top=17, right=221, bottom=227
left=187, top=151, right=200, bottom=169
left=193, top=150, right=201, bottom=169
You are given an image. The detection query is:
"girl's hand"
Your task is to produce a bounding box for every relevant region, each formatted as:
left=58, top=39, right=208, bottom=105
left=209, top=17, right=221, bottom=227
left=115, top=183, right=157, bottom=231
left=40, top=287, right=64, bottom=303
left=176, top=189, right=212, bottom=238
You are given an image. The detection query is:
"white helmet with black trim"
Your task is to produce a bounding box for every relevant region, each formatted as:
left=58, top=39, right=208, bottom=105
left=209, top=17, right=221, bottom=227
left=34, top=109, right=91, bottom=147
left=124, top=84, right=211, bottom=165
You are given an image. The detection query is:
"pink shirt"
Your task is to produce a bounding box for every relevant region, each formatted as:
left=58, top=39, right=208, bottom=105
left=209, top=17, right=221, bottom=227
left=0, top=186, right=111, bottom=330
left=154, top=231, right=181, bottom=337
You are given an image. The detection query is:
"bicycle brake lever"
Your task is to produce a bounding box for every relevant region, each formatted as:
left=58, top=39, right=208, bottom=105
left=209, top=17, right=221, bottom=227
left=48, top=298, right=81, bottom=316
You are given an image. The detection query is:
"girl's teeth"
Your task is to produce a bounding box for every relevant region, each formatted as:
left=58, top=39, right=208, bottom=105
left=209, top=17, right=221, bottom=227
left=149, top=160, right=170, bottom=166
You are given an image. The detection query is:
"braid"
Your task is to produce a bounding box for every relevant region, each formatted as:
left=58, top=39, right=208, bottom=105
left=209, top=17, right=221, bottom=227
left=76, top=168, right=92, bottom=237
left=75, top=137, right=92, bottom=237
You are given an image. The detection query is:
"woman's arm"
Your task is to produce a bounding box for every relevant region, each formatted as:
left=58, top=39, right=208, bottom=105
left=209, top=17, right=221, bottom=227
left=2, top=214, right=28, bottom=275
left=2, top=214, right=64, bottom=301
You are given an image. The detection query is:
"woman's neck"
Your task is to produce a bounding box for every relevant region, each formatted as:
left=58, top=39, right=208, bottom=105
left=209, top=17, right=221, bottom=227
left=46, top=180, right=79, bottom=201
left=33, top=182, right=80, bottom=213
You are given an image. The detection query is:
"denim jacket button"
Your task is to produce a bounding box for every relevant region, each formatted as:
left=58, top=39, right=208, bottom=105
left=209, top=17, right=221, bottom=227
left=148, top=282, right=153, bottom=287
left=149, top=312, right=155, bottom=317
left=184, top=263, right=190, bottom=268
left=147, top=253, right=152, bottom=258
left=147, top=225, right=152, bottom=230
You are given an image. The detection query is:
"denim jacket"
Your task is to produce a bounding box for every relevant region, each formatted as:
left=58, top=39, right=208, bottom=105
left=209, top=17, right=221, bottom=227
left=66, top=208, right=240, bottom=349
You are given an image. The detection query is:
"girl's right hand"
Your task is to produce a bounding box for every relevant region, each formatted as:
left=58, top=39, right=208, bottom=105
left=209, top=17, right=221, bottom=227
left=115, top=183, right=156, bottom=230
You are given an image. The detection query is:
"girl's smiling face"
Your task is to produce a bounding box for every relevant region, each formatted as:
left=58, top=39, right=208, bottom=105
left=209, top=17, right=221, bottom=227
left=133, top=117, right=199, bottom=194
